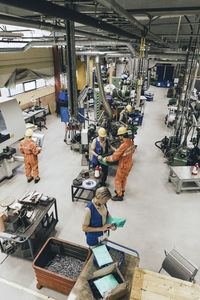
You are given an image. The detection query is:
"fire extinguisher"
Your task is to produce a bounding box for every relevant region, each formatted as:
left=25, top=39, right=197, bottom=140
left=192, top=163, right=199, bottom=175
left=94, top=166, right=100, bottom=179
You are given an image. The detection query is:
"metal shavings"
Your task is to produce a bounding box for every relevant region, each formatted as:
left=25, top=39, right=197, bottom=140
left=109, top=248, right=123, bottom=264
left=45, top=254, right=84, bottom=280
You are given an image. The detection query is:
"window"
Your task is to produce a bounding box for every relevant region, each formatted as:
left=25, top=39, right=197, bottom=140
left=10, top=83, right=24, bottom=96
left=0, top=87, right=10, bottom=99
left=36, top=79, right=45, bottom=88
left=24, top=81, right=36, bottom=92
left=45, top=77, right=55, bottom=86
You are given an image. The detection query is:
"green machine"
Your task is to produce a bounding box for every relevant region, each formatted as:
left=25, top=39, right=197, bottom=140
left=112, top=77, right=121, bottom=89
left=171, top=148, right=189, bottom=166
left=168, top=98, right=177, bottom=106
left=93, top=88, right=101, bottom=119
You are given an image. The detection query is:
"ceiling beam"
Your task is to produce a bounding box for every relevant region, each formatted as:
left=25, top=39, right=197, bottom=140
left=95, top=0, right=166, bottom=45
left=0, top=0, right=138, bottom=40
left=127, top=6, right=200, bottom=15
left=0, top=14, right=126, bottom=41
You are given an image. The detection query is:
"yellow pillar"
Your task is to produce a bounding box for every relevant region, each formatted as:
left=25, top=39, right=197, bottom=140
left=89, top=59, right=94, bottom=88
left=76, top=60, right=86, bottom=90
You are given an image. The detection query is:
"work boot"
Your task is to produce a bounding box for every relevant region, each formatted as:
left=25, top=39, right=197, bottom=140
left=27, top=176, right=34, bottom=183
left=34, top=177, right=40, bottom=184
left=111, top=194, right=123, bottom=201
left=114, top=190, right=124, bottom=196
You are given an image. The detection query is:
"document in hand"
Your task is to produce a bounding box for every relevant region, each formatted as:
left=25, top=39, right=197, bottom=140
left=106, top=217, right=126, bottom=228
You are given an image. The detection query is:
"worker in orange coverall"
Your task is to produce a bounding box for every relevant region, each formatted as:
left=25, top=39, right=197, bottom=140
left=102, top=126, right=135, bottom=201
left=19, top=129, right=41, bottom=183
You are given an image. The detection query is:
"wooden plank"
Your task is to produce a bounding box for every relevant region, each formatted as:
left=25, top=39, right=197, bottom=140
left=130, top=268, right=200, bottom=300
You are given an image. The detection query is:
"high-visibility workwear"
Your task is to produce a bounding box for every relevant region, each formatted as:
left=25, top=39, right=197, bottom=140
left=106, top=138, right=135, bottom=196
left=19, top=138, right=40, bottom=179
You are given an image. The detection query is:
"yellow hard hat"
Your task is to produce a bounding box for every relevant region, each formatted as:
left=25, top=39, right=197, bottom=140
left=126, top=105, right=132, bottom=113
left=117, top=126, right=128, bottom=135
left=25, top=129, right=33, bottom=137
left=98, top=127, right=107, bottom=137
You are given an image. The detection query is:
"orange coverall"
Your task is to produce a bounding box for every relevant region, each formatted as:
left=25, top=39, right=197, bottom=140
left=106, top=138, right=135, bottom=196
left=19, top=138, right=40, bottom=179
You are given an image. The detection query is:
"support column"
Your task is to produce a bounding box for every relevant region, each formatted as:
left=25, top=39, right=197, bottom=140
left=86, top=56, right=90, bottom=86
left=65, top=20, right=78, bottom=118
left=52, top=46, right=61, bottom=101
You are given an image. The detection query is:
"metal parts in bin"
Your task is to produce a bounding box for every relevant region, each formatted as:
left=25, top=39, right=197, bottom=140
left=159, top=249, right=198, bottom=282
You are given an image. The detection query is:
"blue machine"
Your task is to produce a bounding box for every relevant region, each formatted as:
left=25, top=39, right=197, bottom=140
left=130, top=112, right=143, bottom=126
left=60, top=107, right=85, bottom=123
left=58, top=91, right=68, bottom=102
left=144, top=92, right=154, bottom=101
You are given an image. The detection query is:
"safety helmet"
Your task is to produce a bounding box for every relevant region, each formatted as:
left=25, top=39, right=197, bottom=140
left=25, top=129, right=33, bottom=137
left=98, top=127, right=107, bottom=137
left=117, top=126, right=128, bottom=136
left=126, top=104, right=132, bottom=113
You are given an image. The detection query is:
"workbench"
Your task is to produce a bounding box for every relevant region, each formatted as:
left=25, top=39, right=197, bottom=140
left=72, top=172, right=100, bottom=202
left=68, top=252, right=139, bottom=300
left=0, top=198, right=58, bottom=260
left=130, top=268, right=200, bottom=300
left=22, top=107, right=47, bottom=123
left=168, top=166, right=200, bottom=194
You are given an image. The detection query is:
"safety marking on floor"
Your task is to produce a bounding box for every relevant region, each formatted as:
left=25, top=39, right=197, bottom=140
left=0, top=277, right=55, bottom=299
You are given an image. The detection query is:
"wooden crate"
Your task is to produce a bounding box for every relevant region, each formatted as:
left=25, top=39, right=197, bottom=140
left=130, top=268, right=200, bottom=300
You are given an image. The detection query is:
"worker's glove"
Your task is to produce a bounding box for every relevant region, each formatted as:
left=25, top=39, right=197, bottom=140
left=103, top=157, right=107, bottom=162
left=98, top=155, right=102, bottom=161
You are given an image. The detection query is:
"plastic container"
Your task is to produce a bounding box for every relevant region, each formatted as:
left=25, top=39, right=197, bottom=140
left=144, top=92, right=154, bottom=101
left=32, top=237, right=91, bottom=295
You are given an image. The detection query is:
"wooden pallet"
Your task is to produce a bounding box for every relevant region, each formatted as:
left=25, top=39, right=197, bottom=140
left=130, top=268, right=200, bottom=300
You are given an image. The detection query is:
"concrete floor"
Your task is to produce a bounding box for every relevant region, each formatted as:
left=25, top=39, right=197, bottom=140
left=0, top=86, right=200, bottom=299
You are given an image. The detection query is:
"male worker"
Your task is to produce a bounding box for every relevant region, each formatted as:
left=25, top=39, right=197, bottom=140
left=91, top=127, right=116, bottom=186
left=19, top=129, right=41, bottom=183
left=100, top=92, right=116, bottom=119
left=82, top=187, right=116, bottom=247
left=119, top=104, right=133, bottom=127
left=103, top=126, right=135, bottom=201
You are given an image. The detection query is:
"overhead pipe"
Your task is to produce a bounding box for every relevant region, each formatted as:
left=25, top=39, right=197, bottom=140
left=0, top=39, right=186, bottom=60
left=76, top=51, right=131, bottom=57
left=0, top=40, right=132, bottom=58
left=95, top=56, right=113, bottom=120
left=75, top=40, right=137, bottom=57
left=0, top=38, right=137, bottom=56
left=0, top=0, right=138, bottom=40
left=0, top=40, right=65, bottom=53
left=175, top=16, right=182, bottom=42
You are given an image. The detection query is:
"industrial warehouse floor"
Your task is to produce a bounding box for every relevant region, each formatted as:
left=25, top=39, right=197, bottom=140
left=0, top=86, right=200, bottom=299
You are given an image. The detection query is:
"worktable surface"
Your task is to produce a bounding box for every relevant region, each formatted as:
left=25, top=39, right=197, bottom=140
left=68, top=252, right=139, bottom=300
left=170, top=166, right=200, bottom=181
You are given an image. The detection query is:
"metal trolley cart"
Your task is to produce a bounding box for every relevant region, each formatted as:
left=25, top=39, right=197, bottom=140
left=0, top=196, right=58, bottom=260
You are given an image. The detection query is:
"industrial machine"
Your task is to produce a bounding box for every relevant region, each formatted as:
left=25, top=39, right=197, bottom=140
left=0, top=98, right=26, bottom=181
left=0, top=98, right=45, bottom=181
left=0, top=192, right=58, bottom=259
